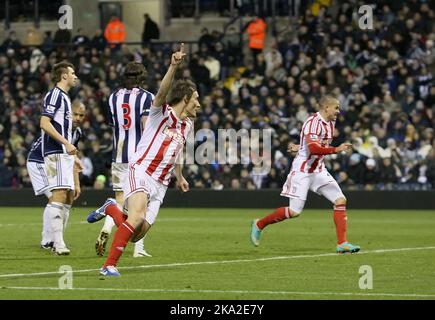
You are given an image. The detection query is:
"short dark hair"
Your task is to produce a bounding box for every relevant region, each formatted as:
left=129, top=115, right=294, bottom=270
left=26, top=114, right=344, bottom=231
left=167, top=79, right=197, bottom=105
left=122, top=62, right=147, bottom=89
left=52, top=62, right=74, bottom=83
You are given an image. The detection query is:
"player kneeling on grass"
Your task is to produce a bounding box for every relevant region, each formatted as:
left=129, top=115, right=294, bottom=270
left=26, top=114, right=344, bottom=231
left=87, top=47, right=202, bottom=276
left=250, top=95, right=360, bottom=254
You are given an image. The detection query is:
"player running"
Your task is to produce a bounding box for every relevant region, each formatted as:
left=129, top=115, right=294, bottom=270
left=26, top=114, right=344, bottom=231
left=88, top=44, right=201, bottom=276
left=39, top=62, right=80, bottom=255
left=28, top=100, right=86, bottom=251
left=94, top=62, right=155, bottom=258
left=250, top=95, right=361, bottom=254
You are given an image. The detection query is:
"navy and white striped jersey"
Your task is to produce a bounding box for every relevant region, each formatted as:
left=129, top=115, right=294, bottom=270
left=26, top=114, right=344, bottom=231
left=41, top=86, right=73, bottom=157
left=109, top=87, right=154, bottom=163
left=28, top=128, right=82, bottom=164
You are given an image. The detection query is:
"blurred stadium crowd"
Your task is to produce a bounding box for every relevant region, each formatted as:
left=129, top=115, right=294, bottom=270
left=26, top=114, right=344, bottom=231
left=0, top=0, right=434, bottom=191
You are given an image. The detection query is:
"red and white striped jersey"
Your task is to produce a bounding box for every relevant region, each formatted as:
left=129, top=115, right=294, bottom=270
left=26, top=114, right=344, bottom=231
left=291, top=112, right=335, bottom=173
left=131, top=103, right=193, bottom=186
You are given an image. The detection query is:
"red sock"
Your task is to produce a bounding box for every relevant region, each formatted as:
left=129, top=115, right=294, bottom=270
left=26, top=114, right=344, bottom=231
left=105, top=204, right=128, bottom=227
left=334, top=204, right=347, bottom=244
left=256, top=207, right=292, bottom=230
left=103, top=221, right=134, bottom=268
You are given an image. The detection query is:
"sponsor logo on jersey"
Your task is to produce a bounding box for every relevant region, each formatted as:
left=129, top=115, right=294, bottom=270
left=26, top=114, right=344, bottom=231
left=163, top=127, right=185, bottom=145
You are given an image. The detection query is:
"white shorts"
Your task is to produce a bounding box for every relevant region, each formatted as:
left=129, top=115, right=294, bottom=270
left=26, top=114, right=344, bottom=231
left=27, top=161, right=52, bottom=197
left=281, top=170, right=345, bottom=213
left=111, top=162, right=128, bottom=192
left=44, top=153, right=75, bottom=192
left=123, top=163, right=167, bottom=225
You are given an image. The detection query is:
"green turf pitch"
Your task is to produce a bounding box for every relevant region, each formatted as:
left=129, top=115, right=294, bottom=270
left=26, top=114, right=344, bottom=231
left=0, top=207, right=434, bottom=300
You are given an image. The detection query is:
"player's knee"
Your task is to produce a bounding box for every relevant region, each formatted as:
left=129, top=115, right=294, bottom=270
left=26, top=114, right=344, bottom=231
left=335, top=197, right=347, bottom=206
left=289, top=198, right=305, bottom=215
left=127, top=214, right=145, bottom=228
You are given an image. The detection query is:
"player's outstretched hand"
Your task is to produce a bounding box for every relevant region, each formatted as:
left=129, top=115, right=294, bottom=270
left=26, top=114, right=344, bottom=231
left=171, top=43, right=186, bottom=66
left=287, top=142, right=299, bottom=154
left=336, top=143, right=353, bottom=153
left=177, top=176, right=189, bottom=193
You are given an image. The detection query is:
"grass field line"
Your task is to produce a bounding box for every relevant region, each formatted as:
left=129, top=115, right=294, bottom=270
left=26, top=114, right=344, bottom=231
left=0, top=246, right=434, bottom=279
left=0, top=222, right=89, bottom=227
left=1, top=286, right=435, bottom=298
left=0, top=218, right=226, bottom=227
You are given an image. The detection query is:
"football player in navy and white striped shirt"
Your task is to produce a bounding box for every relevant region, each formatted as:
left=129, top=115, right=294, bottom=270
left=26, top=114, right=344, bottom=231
left=28, top=101, right=86, bottom=250
left=39, top=62, right=79, bottom=255
left=95, top=62, right=155, bottom=258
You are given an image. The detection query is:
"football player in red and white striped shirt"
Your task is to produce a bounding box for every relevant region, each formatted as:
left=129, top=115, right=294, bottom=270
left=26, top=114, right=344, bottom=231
left=251, top=95, right=361, bottom=254
left=88, top=45, right=202, bottom=276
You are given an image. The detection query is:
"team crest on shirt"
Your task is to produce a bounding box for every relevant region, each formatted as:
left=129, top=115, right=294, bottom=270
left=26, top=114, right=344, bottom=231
left=163, top=127, right=185, bottom=145
left=46, top=105, right=56, bottom=113
left=65, top=111, right=72, bottom=119
left=309, top=134, right=318, bottom=140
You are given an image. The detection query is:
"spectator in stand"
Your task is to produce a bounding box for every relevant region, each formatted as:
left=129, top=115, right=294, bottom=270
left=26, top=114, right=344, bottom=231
left=0, top=2, right=434, bottom=191
left=198, top=28, right=215, bottom=51
left=104, top=15, right=126, bottom=49
left=142, top=13, right=160, bottom=47
left=91, top=29, right=107, bottom=52
left=73, top=28, right=90, bottom=46
left=1, top=31, right=21, bottom=53
left=246, top=16, right=267, bottom=68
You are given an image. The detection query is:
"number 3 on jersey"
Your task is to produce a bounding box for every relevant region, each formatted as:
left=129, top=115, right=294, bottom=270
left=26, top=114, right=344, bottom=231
left=122, top=103, right=131, bottom=130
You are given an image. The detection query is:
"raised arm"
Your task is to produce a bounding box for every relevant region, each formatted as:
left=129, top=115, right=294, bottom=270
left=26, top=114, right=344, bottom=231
left=153, top=43, right=186, bottom=107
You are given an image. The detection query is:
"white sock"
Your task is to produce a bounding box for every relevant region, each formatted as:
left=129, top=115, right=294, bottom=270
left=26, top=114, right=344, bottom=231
left=49, top=202, right=66, bottom=249
left=101, top=216, right=115, bottom=234
left=134, top=237, right=144, bottom=253
left=41, top=204, right=52, bottom=245
left=63, top=204, right=71, bottom=230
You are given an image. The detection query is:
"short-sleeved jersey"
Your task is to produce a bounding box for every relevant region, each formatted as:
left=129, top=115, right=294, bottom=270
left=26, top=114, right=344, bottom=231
left=291, top=112, right=335, bottom=173
left=28, top=128, right=82, bottom=164
left=109, top=88, right=154, bottom=163
left=41, top=86, right=73, bottom=157
left=131, top=104, right=193, bottom=186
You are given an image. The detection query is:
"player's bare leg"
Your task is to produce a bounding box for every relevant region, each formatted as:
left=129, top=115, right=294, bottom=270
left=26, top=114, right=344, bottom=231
left=333, top=197, right=360, bottom=254
left=100, top=191, right=149, bottom=276
left=251, top=206, right=300, bottom=246
left=49, top=189, right=70, bottom=255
